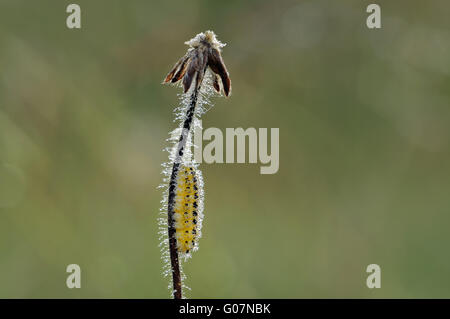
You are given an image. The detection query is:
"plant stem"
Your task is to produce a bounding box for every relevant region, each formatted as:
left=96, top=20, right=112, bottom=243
left=167, top=83, right=201, bottom=299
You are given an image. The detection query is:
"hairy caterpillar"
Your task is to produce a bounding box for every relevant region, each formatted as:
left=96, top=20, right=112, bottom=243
left=172, top=165, right=204, bottom=256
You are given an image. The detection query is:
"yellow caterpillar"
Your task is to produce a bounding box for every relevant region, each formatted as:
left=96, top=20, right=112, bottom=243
left=173, top=165, right=203, bottom=256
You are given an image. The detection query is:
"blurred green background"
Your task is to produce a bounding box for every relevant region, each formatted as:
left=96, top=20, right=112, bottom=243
left=0, top=0, right=450, bottom=298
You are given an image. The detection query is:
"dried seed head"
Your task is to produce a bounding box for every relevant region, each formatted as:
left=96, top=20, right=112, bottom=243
left=184, top=30, right=226, bottom=50
left=164, top=30, right=231, bottom=97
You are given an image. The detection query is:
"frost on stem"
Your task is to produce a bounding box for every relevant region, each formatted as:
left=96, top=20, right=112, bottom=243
left=159, top=30, right=231, bottom=299
left=158, top=77, right=211, bottom=296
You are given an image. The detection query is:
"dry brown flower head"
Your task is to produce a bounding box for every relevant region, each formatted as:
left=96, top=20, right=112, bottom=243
left=164, top=31, right=231, bottom=97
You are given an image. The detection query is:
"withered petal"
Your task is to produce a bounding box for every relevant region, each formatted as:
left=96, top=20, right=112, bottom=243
left=192, top=50, right=208, bottom=92
left=212, top=74, right=220, bottom=93
left=164, top=55, right=186, bottom=83
left=171, top=57, right=190, bottom=83
left=221, top=74, right=231, bottom=97
left=182, top=55, right=199, bottom=93
left=208, top=48, right=231, bottom=96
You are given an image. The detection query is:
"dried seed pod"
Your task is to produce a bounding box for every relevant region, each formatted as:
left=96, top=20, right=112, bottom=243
left=164, top=30, right=231, bottom=96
